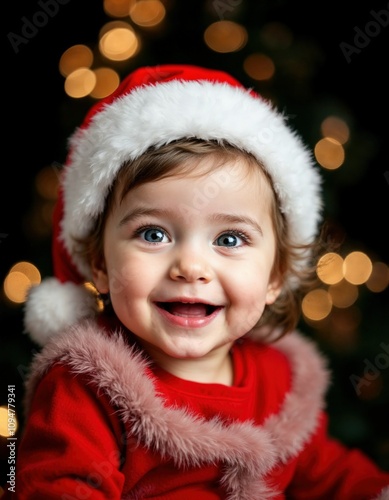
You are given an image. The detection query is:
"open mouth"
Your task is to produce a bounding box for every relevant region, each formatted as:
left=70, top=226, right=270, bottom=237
left=156, top=302, right=220, bottom=317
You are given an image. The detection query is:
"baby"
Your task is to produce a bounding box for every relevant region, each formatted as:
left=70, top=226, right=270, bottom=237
left=7, top=64, right=389, bottom=499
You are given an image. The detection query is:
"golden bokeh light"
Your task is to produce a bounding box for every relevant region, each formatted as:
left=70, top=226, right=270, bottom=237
left=243, top=53, right=275, bottom=81
left=35, top=166, right=60, bottom=200
left=330, top=307, right=361, bottom=337
left=99, top=21, right=140, bottom=61
left=4, top=272, right=32, bottom=304
left=90, top=67, right=121, bottom=99
left=0, top=406, right=18, bottom=437
left=4, top=262, right=41, bottom=304
left=320, top=115, right=350, bottom=145
left=260, top=22, right=293, bottom=49
left=366, top=261, right=389, bottom=292
left=314, top=137, right=345, bottom=170
left=64, top=68, right=97, bottom=98
left=59, top=44, right=94, bottom=77
left=39, top=201, right=55, bottom=227
left=104, top=0, right=133, bottom=18
left=204, top=21, right=248, bottom=53
left=9, top=262, right=41, bottom=284
left=315, top=307, right=361, bottom=352
left=316, top=252, right=344, bottom=285
left=343, top=251, right=373, bottom=285
left=328, top=280, right=359, bottom=308
left=25, top=201, right=55, bottom=238
left=356, top=375, right=383, bottom=401
left=130, top=0, right=166, bottom=27
left=302, top=288, right=332, bottom=321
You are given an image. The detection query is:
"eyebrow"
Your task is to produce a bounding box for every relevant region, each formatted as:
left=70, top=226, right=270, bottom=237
left=119, top=208, right=263, bottom=235
left=210, top=213, right=263, bottom=236
left=118, top=207, right=170, bottom=227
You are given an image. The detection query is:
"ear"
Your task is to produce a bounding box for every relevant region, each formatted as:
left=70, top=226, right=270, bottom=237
left=91, top=255, right=109, bottom=294
left=265, top=274, right=283, bottom=305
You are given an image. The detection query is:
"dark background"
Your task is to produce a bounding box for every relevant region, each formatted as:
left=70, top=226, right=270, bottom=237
left=1, top=0, right=389, bottom=489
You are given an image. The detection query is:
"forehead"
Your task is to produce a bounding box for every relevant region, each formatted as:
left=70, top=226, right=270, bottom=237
left=118, top=155, right=276, bottom=210
left=169, top=155, right=275, bottom=201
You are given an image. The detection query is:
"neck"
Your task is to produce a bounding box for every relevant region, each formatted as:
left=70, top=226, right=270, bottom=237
left=144, top=343, right=234, bottom=386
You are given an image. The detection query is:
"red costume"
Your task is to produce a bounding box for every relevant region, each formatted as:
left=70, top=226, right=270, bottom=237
left=6, top=319, right=389, bottom=499
left=7, top=64, right=388, bottom=499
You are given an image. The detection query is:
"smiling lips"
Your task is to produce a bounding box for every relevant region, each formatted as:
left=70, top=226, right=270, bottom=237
left=155, top=301, right=223, bottom=328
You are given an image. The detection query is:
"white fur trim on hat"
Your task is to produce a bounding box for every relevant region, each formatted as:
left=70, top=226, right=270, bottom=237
left=62, top=79, right=322, bottom=282
left=24, top=278, right=98, bottom=346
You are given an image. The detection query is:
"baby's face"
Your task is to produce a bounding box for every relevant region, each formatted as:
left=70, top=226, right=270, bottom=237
left=92, top=158, right=281, bottom=370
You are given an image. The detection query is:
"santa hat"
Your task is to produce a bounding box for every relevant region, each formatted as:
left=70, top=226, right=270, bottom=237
left=24, top=64, right=323, bottom=346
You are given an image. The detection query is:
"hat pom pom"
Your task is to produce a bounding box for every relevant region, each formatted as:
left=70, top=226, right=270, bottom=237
left=24, top=277, right=99, bottom=346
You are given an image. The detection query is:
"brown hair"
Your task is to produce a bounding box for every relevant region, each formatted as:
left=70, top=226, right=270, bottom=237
left=77, top=138, right=322, bottom=340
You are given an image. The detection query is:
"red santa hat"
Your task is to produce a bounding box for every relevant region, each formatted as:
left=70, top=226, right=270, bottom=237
left=24, top=64, right=323, bottom=346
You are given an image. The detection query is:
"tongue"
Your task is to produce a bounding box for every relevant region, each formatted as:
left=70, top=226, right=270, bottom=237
left=168, top=303, right=208, bottom=317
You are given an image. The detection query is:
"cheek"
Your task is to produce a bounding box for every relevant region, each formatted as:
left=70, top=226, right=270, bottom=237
left=105, top=258, right=141, bottom=295
left=225, top=268, right=269, bottom=316
left=106, top=255, right=161, bottom=300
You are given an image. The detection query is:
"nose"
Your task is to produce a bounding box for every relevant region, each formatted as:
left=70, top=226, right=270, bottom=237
left=169, top=247, right=213, bottom=283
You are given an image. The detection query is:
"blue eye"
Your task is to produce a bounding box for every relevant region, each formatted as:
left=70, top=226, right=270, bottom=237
left=141, top=227, right=168, bottom=243
left=215, top=232, right=246, bottom=247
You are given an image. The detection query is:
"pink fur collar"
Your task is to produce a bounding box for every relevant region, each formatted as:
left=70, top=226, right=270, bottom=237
left=24, top=321, right=330, bottom=499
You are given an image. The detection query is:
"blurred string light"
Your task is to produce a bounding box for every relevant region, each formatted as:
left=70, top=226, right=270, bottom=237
left=64, top=68, right=97, bottom=99
left=328, top=280, right=359, bottom=309
left=315, top=137, right=345, bottom=170
left=357, top=375, right=384, bottom=401
left=302, top=289, right=332, bottom=321
left=303, top=112, right=388, bottom=341
left=314, top=115, right=349, bottom=170
left=99, top=20, right=140, bottom=61
left=302, top=250, right=389, bottom=324
left=3, top=262, right=41, bottom=304
left=35, top=165, right=60, bottom=201
left=104, top=0, right=166, bottom=25
left=259, top=22, right=293, bottom=49
left=204, top=21, right=248, bottom=53
left=343, top=251, right=373, bottom=285
left=59, top=45, right=94, bottom=77
left=59, top=0, right=166, bottom=100
left=321, top=115, right=350, bottom=144
left=242, top=22, right=293, bottom=83
left=366, top=262, right=389, bottom=292
left=104, top=0, right=133, bottom=18
left=316, top=252, right=344, bottom=285
left=20, top=165, right=60, bottom=239
left=129, top=0, right=166, bottom=27
left=0, top=406, right=18, bottom=437
left=329, top=307, right=361, bottom=338
left=243, top=53, right=275, bottom=81
left=90, top=67, right=121, bottom=99
left=2, top=265, right=104, bottom=312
